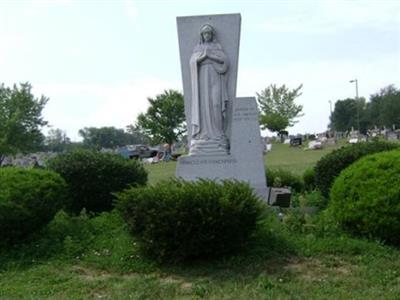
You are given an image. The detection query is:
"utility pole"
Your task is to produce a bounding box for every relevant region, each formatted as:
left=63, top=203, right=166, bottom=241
left=350, top=79, right=360, bottom=131
left=329, top=100, right=333, bottom=130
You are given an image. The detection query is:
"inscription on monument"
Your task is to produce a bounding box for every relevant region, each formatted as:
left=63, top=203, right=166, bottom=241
left=180, top=158, right=238, bottom=165
left=232, top=106, right=258, bottom=122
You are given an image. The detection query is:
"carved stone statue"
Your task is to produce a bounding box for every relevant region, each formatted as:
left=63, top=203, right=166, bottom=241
left=189, top=24, right=229, bottom=155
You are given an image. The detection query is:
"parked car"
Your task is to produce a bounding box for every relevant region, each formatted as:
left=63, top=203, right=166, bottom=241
left=117, top=144, right=158, bottom=160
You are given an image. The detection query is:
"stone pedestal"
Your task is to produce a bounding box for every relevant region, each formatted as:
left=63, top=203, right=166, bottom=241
left=176, top=97, right=267, bottom=199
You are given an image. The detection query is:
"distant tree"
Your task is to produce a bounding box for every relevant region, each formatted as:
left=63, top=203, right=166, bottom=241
left=0, top=83, right=48, bottom=164
left=125, top=125, right=150, bottom=144
left=45, top=128, right=71, bottom=152
left=330, top=97, right=368, bottom=133
left=257, top=84, right=303, bottom=140
left=78, top=126, right=145, bottom=150
left=367, top=85, right=400, bottom=129
left=135, top=90, right=186, bottom=146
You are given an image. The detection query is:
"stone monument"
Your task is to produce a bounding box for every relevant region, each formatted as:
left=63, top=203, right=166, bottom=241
left=175, top=13, right=268, bottom=199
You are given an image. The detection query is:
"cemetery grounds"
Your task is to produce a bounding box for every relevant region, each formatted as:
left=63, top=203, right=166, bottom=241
left=1, top=142, right=399, bottom=299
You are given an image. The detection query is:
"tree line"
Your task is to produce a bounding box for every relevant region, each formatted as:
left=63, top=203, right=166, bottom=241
left=1, top=81, right=397, bottom=163
left=330, top=85, right=400, bottom=133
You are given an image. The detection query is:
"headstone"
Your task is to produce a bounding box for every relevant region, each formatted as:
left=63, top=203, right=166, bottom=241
left=348, top=138, right=358, bottom=144
left=175, top=13, right=268, bottom=199
left=268, top=188, right=291, bottom=207
left=308, top=140, right=322, bottom=150
left=387, top=131, right=398, bottom=141
left=290, top=137, right=302, bottom=147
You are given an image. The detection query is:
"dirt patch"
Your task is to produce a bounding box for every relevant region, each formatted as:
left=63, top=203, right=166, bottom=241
left=284, top=257, right=353, bottom=282
left=159, top=275, right=193, bottom=292
left=71, top=266, right=112, bottom=281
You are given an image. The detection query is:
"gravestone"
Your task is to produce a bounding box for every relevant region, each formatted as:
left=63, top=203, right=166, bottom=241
left=268, top=188, right=291, bottom=208
left=175, top=13, right=268, bottom=199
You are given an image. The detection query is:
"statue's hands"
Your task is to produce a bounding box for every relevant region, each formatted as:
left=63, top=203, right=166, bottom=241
left=197, top=51, right=207, bottom=62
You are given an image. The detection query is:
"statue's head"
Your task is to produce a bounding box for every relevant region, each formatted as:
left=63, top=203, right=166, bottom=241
left=200, top=24, right=215, bottom=43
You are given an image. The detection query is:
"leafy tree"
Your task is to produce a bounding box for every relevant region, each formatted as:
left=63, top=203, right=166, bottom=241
left=367, top=85, right=400, bottom=129
left=135, top=90, right=186, bottom=146
left=45, top=128, right=71, bottom=152
left=78, top=126, right=146, bottom=150
left=330, top=97, right=368, bottom=134
left=330, top=85, right=399, bottom=133
left=330, top=98, right=358, bottom=132
left=0, top=83, right=48, bottom=164
left=257, top=84, right=304, bottom=137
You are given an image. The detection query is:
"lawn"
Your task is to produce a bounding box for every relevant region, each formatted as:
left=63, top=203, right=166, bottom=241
left=145, top=142, right=342, bottom=184
left=2, top=141, right=399, bottom=300
left=1, top=211, right=399, bottom=300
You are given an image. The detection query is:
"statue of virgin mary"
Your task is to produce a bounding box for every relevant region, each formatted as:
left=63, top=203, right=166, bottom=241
left=189, top=24, right=229, bottom=155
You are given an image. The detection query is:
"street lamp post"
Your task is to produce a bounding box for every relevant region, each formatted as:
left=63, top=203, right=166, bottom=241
left=350, top=79, right=360, bottom=131
left=329, top=100, right=333, bottom=130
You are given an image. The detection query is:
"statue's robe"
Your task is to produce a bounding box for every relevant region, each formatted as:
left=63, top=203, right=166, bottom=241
left=189, top=41, right=229, bottom=155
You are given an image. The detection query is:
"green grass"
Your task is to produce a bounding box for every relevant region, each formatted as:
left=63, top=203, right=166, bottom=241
left=145, top=142, right=343, bottom=184
left=2, top=141, right=399, bottom=299
left=265, top=143, right=342, bottom=175
left=1, top=211, right=399, bottom=299
left=145, top=161, right=177, bottom=185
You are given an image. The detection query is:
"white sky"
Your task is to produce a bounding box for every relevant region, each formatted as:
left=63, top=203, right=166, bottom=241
left=1, top=0, right=399, bottom=140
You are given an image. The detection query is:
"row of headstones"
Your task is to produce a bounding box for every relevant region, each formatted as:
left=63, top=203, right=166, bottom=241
left=0, top=152, right=56, bottom=168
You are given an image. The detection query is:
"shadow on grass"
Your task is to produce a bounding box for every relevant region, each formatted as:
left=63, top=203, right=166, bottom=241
left=156, top=216, right=298, bottom=282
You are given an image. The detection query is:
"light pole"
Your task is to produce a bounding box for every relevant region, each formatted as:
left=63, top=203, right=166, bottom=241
left=349, top=79, right=360, bottom=131
left=329, top=100, right=333, bottom=131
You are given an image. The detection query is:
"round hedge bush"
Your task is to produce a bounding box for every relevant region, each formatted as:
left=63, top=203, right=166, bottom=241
left=314, top=141, right=399, bottom=197
left=0, top=167, right=67, bottom=245
left=48, top=150, right=148, bottom=214
left=329, top=150, right=400, bottom=245
left=116, top=179, right=264, bottom=262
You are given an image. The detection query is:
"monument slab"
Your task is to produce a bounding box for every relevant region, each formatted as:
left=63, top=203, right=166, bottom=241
left=175, top=13, right=268, bottom=199
left=176, top=97, right=267, bottom=199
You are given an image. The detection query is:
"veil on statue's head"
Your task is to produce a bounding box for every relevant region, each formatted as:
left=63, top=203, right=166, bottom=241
left=199, top=24, right=217, bottom=44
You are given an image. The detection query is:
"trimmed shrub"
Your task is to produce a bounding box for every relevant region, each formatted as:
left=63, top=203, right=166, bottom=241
left=266, top=168, right=304, bottom=193
left=292, top=190, right=325, bottom=209
left=116, top=179, right=264, bottom=262
left=48, top=150, right=147, bottom=214
left=314, top=141, right=399, bottom=197
left=0, top=167, right=67, bottom=245
left=303, top=167, right=316, bottom=192
left=329, top=150, right=400, bottom=245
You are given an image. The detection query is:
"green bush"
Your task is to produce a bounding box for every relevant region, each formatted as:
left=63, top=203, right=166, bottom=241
left=266, top=168, right=304, bottom=193
left=303, top=168, right=316, bottom=191
left=292, top=190, right=325, bottom=209
left=48, top=150, right=147, bottom=214
left=116, top=179, right=264, bottom=262
left=329, top=150, right=400, bottom=245
left=0, top=167, right=67, bottom=246
left=314, top=141, right=399, bottom=197
left=43, top=210, right=95, bottom=257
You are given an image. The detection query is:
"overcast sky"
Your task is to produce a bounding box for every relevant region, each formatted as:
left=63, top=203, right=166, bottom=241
left=1, top=0, right=399, bottom=140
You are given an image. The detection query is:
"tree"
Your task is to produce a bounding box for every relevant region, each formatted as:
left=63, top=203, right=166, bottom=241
left=45, top=128, right=71, bottom=152
left=135, top=90, right=186, bottom=146
left=0, top=83, right=48, bottom=164
left=367, top=85, right=400, bottom=129
left=78, top=126, right=146, bottom=150
left=330, top=97, right=368, bottom=133
left=329, top=85, right=399, bottom=134
left=257, top=84, right=304, bottom=137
